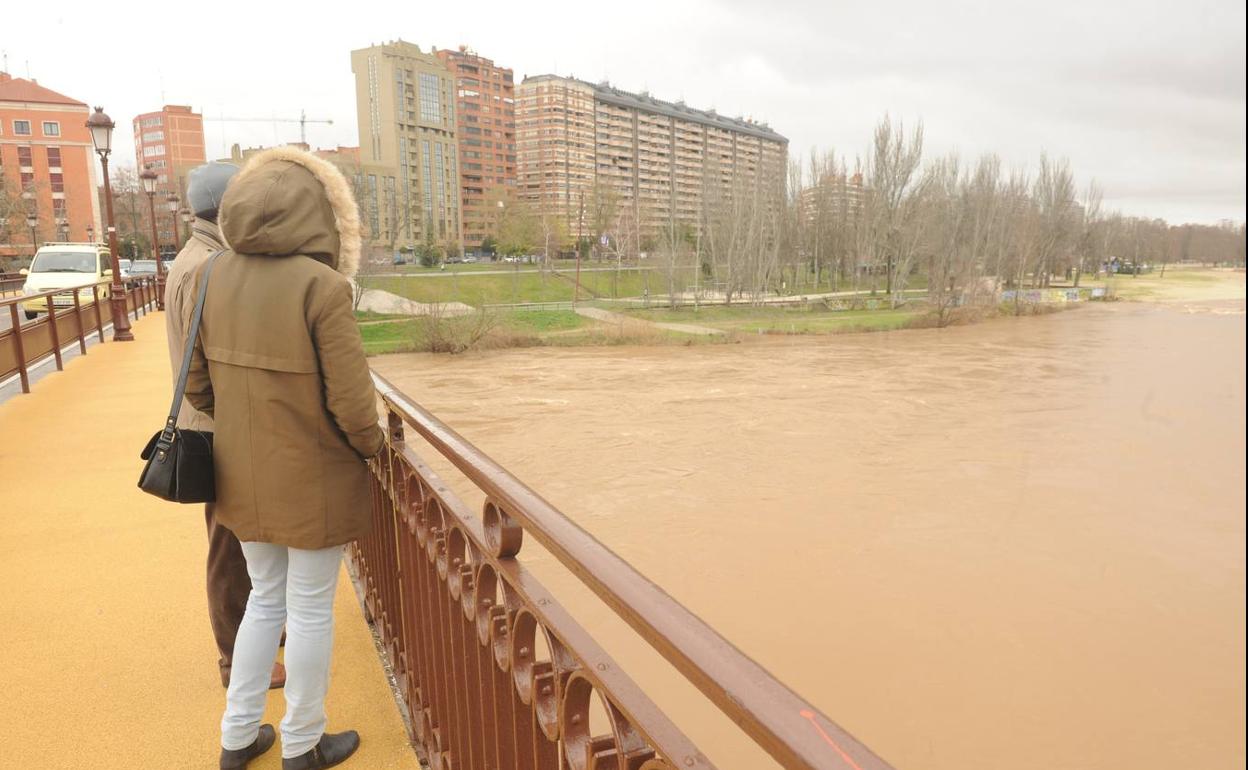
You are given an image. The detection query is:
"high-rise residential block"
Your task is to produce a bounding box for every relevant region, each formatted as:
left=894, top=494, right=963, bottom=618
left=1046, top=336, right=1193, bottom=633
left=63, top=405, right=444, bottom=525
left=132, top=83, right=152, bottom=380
left=351, top=40, right=460, bottom=254
left=516, top=75, right=787, bottom=243
left=132, top=105, right=206, bottom=196
left=0, top=72, right=102, bottom=256
left=515, top=76, right=596, bottom=236
left=434, top=46, right=516, bottom=252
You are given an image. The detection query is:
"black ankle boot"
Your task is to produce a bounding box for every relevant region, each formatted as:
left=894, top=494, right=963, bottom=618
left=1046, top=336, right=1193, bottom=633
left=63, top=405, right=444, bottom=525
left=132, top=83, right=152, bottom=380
left=282, top=731, right=360, bottom=769
left=219, top=724, right=276, bottom=769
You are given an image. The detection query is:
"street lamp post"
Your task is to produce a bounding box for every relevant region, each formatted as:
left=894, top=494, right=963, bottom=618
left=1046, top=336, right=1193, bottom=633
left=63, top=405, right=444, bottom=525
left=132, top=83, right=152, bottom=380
left=86, top=106, right=133, bottom=342
left=56, top=217, right=69, bottom=241
left=166, top=192, right=181, bottom=251
left=26, top=212, right=38, bottom=255
left=140, top=167, right=166, bottom=310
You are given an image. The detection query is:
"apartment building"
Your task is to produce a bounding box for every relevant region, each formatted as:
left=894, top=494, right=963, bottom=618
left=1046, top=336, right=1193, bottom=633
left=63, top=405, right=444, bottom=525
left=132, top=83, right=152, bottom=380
left=132, top=105, right=206, bottom=197
left=0, top=72, right=102, bottom=257
left=516, top=75, right=787, bottom=242
left=434, top=46, right=515, bottom=251
left=515, top=76, right=595, bottom=234
left=799, top=171, right=865, bottom=225
left=351, top=40, right=460, bottom=254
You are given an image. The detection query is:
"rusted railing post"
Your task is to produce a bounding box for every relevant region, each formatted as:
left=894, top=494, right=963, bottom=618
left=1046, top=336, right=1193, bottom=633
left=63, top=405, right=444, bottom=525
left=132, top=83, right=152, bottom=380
left=91, top=285, right=105, bottom=343
left=46, top=294, right=64, bottom=372
left=8, top=303, right=30, bottom=393
left=72, top=290, right=88, bottom=355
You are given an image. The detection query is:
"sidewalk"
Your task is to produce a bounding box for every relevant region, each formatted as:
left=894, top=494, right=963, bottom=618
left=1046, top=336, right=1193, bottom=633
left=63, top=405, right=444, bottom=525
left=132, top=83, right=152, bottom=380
left=0, top=314, right=418, bottom=770
left=574, top=305, right=726, bottom=336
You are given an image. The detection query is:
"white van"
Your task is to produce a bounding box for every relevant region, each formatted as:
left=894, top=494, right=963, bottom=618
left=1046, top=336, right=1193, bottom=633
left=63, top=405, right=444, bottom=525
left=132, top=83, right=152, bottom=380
left=20, top=242, right=114, bottom=320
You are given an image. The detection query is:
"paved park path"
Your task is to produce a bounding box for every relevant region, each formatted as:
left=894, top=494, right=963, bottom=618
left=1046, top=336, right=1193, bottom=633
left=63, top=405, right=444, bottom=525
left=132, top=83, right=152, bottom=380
left=574, top=305, right=726, bottom=336
left=0, top=313, right=418, bottom=770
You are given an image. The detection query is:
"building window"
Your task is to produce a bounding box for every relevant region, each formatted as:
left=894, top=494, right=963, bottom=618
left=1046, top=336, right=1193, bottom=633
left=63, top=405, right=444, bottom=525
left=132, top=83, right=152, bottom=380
left=421, top=140, right=433, bottom=215
left=42, top=121, right=60, bottom=136
left=13, top=120, right=32, bottom=135
left=142, top=131, right=164, bottom=143
left=17, top=146, right=33, bottom=167
left=367, top=174, right=379, bottom=238
left=143, top=145, right=165, bottom=158
left=46, top=146, right=62, bottom=168
left=419, top=72, right=442, bottom=123
left=141, top=117, right=163, bottom=128
left=50, top=173, right=64, bottom=193
left=435, top=143, right=446, bottom=216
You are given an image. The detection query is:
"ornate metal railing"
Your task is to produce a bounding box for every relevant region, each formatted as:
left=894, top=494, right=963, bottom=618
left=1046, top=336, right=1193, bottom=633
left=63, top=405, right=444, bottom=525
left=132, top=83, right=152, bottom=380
left=351, top=371, right=896, bottom=770
left=0, top=276, right=159, bottom=393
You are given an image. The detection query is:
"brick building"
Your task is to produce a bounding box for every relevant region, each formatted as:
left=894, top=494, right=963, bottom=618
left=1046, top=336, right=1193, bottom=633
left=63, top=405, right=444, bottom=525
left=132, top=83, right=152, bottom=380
left=434, top=46, right=516, bottom=251
left=0, top=72, right=102, bottom=257
left=132, top=105, right=206, bottom=196
left=516, top=75, right=787, bottom=243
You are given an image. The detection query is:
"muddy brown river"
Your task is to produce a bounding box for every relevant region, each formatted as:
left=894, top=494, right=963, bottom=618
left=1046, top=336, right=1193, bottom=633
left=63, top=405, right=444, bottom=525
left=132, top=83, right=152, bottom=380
left=371, top=299, right=1246, bottom=770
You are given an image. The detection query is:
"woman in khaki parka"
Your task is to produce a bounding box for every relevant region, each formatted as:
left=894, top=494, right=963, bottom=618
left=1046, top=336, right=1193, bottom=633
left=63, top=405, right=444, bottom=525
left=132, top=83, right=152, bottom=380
left=184, top=146, right=384, bottom=770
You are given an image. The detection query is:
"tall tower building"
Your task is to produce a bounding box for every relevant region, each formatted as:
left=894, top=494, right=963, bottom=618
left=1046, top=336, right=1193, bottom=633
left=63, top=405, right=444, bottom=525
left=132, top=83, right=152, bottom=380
left=515, top=76, right=595, bottom=239
left=434, top=46, right=516, bottom=252
left=132, top=105, right=206, bottom=196
left=351, top=40, right=460, bottom=254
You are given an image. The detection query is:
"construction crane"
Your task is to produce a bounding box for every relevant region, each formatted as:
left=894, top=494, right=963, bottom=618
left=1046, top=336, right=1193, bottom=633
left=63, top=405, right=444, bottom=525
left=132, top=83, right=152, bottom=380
left=204, top=109, right=333, bottom=145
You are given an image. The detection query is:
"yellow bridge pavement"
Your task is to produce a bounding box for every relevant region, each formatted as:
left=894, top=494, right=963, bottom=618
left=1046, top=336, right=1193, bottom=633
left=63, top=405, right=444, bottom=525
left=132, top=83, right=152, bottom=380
left=0, top=314, right=418, bottom=770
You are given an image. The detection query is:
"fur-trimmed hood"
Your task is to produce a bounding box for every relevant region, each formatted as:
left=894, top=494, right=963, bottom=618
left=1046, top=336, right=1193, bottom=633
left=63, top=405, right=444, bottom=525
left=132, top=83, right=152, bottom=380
left=217, top=146, right=361, bottom=278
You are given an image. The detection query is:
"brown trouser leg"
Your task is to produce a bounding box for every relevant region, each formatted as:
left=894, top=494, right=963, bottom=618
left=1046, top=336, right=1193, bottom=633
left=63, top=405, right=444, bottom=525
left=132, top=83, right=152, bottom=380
left=205, top=503, right=251, bottom=685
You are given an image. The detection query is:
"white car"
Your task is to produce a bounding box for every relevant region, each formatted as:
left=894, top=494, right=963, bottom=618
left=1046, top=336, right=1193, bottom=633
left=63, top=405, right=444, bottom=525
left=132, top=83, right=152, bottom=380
left=20, top=243, right=115, bottom=319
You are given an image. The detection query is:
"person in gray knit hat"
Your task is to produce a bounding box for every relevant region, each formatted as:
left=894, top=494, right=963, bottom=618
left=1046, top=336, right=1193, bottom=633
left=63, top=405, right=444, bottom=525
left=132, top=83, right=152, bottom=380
left=164, top=161, right=287, bottom=692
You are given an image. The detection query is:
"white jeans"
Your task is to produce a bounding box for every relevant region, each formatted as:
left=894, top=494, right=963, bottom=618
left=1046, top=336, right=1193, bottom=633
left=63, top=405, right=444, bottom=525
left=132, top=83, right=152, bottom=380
left=220, top=542, right=343, bottom=758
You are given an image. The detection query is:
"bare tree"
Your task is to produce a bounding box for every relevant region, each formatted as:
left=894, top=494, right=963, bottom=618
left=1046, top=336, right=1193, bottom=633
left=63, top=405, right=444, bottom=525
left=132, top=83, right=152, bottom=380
left=860, top=116, right=927, bottom=307
left=1030, top=154, right=1078, bottom=287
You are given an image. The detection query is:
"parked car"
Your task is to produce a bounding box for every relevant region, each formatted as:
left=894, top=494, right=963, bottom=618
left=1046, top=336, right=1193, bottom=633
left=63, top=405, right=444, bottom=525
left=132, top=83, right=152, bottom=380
left=19, top=243, right=114, bottom=319
left=128, top=259, right=158, bottom=276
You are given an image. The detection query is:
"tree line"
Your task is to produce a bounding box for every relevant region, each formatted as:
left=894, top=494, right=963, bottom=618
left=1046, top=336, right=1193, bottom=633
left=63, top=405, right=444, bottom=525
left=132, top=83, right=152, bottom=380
left=481, top=115, right=1245, bottom=320
left=780, top=117, right=1245, bottom=321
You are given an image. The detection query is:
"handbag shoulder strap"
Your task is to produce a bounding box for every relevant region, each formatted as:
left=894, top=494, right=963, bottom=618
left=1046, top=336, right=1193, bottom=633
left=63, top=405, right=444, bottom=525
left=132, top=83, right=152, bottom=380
left=164, top=250, right=224, bottom=436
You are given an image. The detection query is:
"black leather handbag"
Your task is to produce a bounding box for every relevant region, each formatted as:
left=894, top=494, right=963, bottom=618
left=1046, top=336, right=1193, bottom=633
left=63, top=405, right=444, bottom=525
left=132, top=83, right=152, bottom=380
left=137, top=251, right=222, bottom=503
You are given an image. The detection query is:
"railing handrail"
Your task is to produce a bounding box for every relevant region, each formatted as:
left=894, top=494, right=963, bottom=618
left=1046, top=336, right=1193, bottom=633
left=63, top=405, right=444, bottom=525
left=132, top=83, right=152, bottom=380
left=370, top=369, right=895, bottom=770
left=0, top=275, right=155, bottom=309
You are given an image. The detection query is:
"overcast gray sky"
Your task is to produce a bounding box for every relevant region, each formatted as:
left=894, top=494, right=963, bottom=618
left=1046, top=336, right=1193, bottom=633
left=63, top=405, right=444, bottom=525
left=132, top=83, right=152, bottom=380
left=6, top=0, right=1245, bottom=224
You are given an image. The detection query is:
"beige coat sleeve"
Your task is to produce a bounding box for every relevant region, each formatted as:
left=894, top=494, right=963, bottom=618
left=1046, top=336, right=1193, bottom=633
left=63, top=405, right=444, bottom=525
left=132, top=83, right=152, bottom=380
left=184, top=335, right=215, bottom=418
left=313, top=279, right=385, bottom=459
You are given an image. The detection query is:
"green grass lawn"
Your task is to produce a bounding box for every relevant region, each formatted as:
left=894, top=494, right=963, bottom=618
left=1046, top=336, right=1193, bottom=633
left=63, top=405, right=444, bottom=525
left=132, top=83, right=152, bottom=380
left=626, top=304, right=920, bottom=334
left=365, top=272, right=578, bottom=305
left=364, top=265, right=934, bottom=307
left=358, top=309, right=592, bottom=355
left=1079, top=267, right=1231, bottom=300
left=388, top=262, right=530, bottom=274
left=362, top=268, right=695, bottom=306
left=354, top=310, right=408, bottom=322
